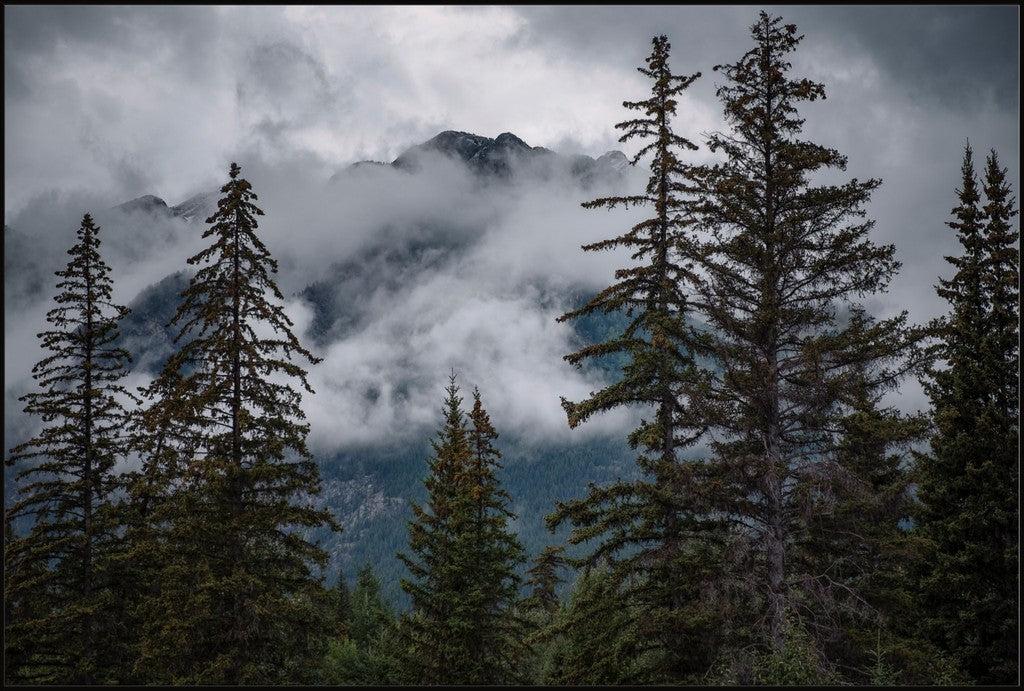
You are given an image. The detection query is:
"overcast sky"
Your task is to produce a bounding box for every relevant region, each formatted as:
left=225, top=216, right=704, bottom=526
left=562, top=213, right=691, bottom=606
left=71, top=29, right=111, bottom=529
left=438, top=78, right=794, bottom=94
left=4, top=5, right=1020, bottom=454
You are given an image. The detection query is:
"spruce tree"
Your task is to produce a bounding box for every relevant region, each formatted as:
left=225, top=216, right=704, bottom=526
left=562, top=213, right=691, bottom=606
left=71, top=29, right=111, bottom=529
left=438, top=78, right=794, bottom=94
left=335, top=565, right=353, bottom=636
left=4, top=214, right=135, bottom=684
left=524, top=544, right=567, bottom=618
left=128, top=162, right=336, bottom=684
left=398, top=374, right=525, bottom=684
left=543, top=564, right=643, bottom=684
left=690, top=12, right=925, bottom=676
left=463, top=387, right=528, bottom=680
left=549, top=34, right=723, bottom=683
left=915, top=144, right=1019, bottom=684
left=321, top=562, right=399, bottom=685
left=796, top=324, right=933, bottom=683
left=980, top=149, right=1019, bottom=430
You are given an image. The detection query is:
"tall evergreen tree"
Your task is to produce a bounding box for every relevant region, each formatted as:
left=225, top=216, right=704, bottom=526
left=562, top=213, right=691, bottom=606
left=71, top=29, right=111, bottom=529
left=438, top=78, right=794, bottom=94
left=915, top=144, right=1019, bottom=684
left=4, top=214, right=135, bottom=684
left=128, top=163, right=337, bottom=684
left=398, top=374, right=525, bottom=684
left=690, top=12, right=925, bottom=677
left=980, top=149, right=1019, bottom=434
left=549, top=34, right=723, bottom=683
left=463, top=386, right=528, bottom=678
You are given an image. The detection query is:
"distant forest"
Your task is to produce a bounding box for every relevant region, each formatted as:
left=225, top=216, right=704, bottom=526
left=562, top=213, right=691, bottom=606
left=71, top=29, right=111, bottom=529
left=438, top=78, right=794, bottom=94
left=5, top=12, right=1018, bottom=686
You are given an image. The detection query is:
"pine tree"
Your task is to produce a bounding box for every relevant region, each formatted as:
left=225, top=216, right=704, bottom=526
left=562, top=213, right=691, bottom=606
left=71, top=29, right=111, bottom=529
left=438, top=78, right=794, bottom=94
left=979, top=154, right=1020, bottom=683
left=114, top=367, right=197, bottom=683
left=4, top=214, right=135, bottom=684
left=397, top=374, right=525, bottom=684
left=549, top=34, right=723, bottom=682
left=129, top=162, right=337, bottom=684
left=349, top=562, right=392, bottom=649
left=915, top=144, right=1019, bottom=684
left=4, top=515, right=53, bottom=684
left=690, top=12, right=925, bottom=675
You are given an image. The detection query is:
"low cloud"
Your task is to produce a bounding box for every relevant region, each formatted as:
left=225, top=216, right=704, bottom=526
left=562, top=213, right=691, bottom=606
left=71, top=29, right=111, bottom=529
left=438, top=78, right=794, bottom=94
left=5, top=6, right=1017, bottom=462
left=4, top=143, right=645, bottom=460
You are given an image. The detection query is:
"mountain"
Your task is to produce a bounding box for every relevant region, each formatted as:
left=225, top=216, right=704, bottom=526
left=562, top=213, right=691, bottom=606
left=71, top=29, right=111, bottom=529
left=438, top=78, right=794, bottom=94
left=392, top=130, right=553, bottom=177
left=114, top=194, right=171, bottom=216
left=337, top=129, right=629, bottom=188
left=114, top=191, right=219, bottom=224
left=4, top=129, right=640, bottom=604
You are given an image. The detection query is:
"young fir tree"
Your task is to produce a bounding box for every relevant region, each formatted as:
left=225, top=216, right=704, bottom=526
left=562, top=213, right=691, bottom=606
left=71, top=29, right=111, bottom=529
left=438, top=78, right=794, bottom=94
left=397, top=374, right=525, bottom=684
left=795, top=316, right=934, bottom=683
left=128, top=163, right=336, bottom=684
left=114, top=367, right=200, bottom=683
left=690, top=12, right=925, bottom=677
left=334, top=565, right=353, bottom=636
left=4, top=214, right=135, bottom=684
left=521, top=544, right=569, bottom=681
left=914, top=144, right=1019, bottom=684
left=548, top=34, right=723, bottom=683
left=523, top=544, right=567, bottom=618
left=542, top=563, right=645, bottom=684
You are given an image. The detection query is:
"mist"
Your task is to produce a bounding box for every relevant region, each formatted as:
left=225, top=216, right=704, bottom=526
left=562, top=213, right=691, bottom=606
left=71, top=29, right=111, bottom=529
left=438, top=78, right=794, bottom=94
left=4, top=141, right=648, bottom=459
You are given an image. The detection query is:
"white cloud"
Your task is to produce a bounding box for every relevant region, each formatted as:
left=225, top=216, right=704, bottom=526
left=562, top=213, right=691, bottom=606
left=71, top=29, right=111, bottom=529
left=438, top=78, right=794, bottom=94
left=4, top=5, right=1019, bottom=461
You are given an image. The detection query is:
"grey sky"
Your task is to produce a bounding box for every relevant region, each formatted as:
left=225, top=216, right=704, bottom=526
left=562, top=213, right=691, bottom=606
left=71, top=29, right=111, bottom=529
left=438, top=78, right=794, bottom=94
left=4, top=5, right=1020, bottom=452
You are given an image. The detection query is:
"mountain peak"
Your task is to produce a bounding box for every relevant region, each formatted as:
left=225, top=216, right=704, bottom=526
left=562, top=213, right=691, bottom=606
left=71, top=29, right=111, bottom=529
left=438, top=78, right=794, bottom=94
left=115, top=194, right=169, bottom=214
left=170, top=191, right=219, bottom=223
left=493, top=132, right=529, bottom=149
left=392, top=130, right=561, bottom=179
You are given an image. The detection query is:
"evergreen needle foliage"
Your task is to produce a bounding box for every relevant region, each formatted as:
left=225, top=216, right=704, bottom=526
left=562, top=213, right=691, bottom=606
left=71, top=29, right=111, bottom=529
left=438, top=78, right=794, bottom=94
left=914, top=143, right=1019, bottom=684
left=689, top=13, right=929, bottom=678
left=125, top=163, right=337, bottom=684
left=549, top=34, right=726, bottom=683
left=3, top=13, right=1016, bottom=686
left=4, top=214, right=135, bottom=684
left=398, top=374, right=526, bottom=684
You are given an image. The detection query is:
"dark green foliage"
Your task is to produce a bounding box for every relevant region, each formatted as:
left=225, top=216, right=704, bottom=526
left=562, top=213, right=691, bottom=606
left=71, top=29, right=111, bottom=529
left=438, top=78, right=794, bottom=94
left=320, top=563, right=399, bottom=685
left=550, top=34, right=722, bottom=683
left=524, top=544, right=567, bottom=617
left=349, top=562, right=393, bottom=650
left=4, top=214, right=135, bottom=684
left=397, top=375, right=526, bottom=684
left=980, top=149, right=1019, bottom=428
left=126, top=163, right=337, bottom=684
left=335, top=565, right=353, bottom=636
left=538, top=564, right=651, bottom=684
left=687, top=14, right=928, bottom=677
left=4, top=515, right=54, bottom=684
left=751, top=613, right=839, bottom=685
left=795, top=340, right=936, bottom=683
left=915, top=143, right=1019, bottom=684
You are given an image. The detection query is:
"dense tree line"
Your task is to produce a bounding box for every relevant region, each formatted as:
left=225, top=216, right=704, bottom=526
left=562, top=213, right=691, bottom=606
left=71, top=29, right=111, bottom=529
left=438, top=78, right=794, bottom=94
left=4, top=10, right=1017, bottom=686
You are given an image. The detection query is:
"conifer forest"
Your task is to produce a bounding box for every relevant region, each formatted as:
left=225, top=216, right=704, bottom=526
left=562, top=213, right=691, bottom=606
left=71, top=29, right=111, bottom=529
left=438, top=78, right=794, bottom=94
left=3, top=8, right=1019, bottom=686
